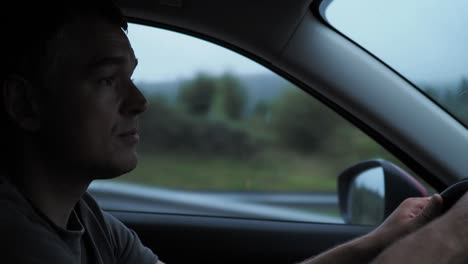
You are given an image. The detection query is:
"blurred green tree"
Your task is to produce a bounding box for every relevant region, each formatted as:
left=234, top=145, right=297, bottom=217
left=177, top=73, right=217, bottom=116
left=271, top=87, right=340, bottom=153
left=253, top=100, right=271, bottom=123
left=217, top=73, right=248, bottom=120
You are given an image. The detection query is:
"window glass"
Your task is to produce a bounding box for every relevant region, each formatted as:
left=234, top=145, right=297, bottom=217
left=93, top=23, right=431, bottom=224
left=323, top=0, right=468, bottom=127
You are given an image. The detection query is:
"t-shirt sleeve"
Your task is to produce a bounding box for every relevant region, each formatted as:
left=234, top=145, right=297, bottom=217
left=103, top=211, right=158, bottom=264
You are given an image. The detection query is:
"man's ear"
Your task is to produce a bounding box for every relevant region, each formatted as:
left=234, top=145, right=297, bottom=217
left=3, top=75, right=42, bottom=132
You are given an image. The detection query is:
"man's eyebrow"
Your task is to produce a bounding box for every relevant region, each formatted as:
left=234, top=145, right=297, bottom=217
left=88, top=56, right=138, bottom=70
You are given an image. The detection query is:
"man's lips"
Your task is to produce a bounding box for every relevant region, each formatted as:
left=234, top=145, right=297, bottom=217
left=119, top=128, right=138, bottom=137
left=118, top=128, right=140, bottom=143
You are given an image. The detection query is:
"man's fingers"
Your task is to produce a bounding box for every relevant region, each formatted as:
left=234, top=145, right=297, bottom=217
left=416, top=194, right=443, bottom=225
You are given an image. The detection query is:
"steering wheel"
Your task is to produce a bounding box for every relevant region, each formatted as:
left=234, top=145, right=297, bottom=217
left=440, top=179, right=468, bottom=213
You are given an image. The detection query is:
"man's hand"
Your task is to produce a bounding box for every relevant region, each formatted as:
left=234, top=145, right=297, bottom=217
left=372, top=191, right=468, bottom=264
left=368, top=194, right=443, bottom=248
left=300, top=195, right=443, bottom=264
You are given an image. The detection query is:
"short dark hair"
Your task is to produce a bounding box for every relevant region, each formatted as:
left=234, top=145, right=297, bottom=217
left=3, top=0, right=127, bottom=85
left=0, top=0, right=128, bottom=167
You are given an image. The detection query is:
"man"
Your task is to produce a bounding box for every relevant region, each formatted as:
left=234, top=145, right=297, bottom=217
left=0, top=0, right=455, bottom=263
left=1, top=1, right=161, bottom=263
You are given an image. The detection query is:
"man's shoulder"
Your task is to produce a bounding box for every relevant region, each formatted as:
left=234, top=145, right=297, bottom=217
left=80, top=191, right=103, bottom=215
left=0, top=179, right=75, bottom=262
left=79, top=191, right=158, bottom=264
left=0, top=203, right=67, bottom=256
left=0, top=176, right=40, bottom=225
left=0, top=199, right=36, bottom=231
left=78, top=191, right=132, bottom=244
left=78, top=191, right=114, bottom=234
left=79, top=191, right=125, bottom=227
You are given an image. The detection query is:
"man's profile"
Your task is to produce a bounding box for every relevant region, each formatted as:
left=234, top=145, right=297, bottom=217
left=1, top=1, right=160, bottom=263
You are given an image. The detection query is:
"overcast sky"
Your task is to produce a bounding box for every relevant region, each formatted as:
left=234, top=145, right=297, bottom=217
left=326, top=0, right=468, bottom=87
left=127, top=24, right=269, bottom=83
left=128, top=0, right=468, bottom=87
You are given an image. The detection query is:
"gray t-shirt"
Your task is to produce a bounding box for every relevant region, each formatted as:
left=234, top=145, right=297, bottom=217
left=0, top=176, right=158, bottom=264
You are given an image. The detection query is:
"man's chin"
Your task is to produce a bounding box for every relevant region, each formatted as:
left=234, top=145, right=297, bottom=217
left=93, top=156, right=138, bottom=180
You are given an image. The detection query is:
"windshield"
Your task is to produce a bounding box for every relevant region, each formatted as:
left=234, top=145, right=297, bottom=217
left=323, top=0, right=468, bottom=127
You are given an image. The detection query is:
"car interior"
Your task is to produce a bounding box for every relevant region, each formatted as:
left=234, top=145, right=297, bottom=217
left=81, top=0, right=468, bottom=263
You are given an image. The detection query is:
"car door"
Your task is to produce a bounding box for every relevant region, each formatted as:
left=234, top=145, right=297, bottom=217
left=86, top=17, right=436, bottom=263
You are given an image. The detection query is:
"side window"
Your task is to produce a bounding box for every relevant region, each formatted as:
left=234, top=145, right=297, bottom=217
left=101, top=23, right=429, bottom=224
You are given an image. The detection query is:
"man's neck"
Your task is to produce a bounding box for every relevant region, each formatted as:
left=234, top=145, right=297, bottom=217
left=12, top=157, right=91, bottom=229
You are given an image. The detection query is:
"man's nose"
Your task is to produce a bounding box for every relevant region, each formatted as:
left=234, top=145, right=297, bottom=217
left=121, top=81, right=149, bottom=116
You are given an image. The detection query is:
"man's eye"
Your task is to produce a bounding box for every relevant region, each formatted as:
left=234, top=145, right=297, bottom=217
left=97, top=77, right=116, bottom=87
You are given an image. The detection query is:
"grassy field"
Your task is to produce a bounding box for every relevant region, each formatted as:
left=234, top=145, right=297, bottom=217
left=114, top=120, right=431, bottom=193
left=113, top=147, right=412, bottom=193
left=116, top=150, right=342, bottom=192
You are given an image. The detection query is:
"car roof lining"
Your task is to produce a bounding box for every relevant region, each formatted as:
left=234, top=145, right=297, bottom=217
left=118, top=0, right=314, bottom=60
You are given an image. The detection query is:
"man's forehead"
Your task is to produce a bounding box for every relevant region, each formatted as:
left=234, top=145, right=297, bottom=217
left=58, top=19, right=135, bottom=70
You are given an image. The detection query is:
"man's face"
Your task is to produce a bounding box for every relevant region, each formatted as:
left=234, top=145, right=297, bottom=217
left=40, top=18, right=148, bottom=179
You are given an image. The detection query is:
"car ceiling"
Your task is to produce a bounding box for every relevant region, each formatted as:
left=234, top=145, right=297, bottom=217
left=118, top=0, right=313, bottom=60
left=116, top=0, right=468, bottom=189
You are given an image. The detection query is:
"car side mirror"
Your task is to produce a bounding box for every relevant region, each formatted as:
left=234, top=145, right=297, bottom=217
left=338, top=159, right=428, bottom=225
